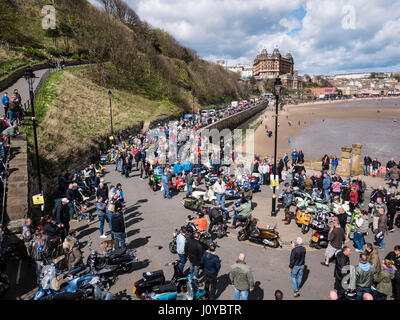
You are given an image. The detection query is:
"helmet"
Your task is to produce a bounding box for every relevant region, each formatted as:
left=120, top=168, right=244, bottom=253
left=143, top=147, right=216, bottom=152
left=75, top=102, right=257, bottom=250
left=235, top=200, right=241, bottom=207
left=198, top=211, right=205, bottom=217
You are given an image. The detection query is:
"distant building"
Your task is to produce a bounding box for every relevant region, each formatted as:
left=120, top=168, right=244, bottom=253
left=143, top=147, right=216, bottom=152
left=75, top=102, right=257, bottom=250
left=216, top=60, right=226, bottom=66
left=226, top=64, right=253, bottom=79
left=253, top=48, right=302, bottom=89
left=253, top=48, right=294, bottom=79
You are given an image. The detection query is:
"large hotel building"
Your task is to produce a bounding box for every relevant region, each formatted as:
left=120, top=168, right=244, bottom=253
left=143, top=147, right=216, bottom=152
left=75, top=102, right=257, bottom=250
left=253, top=48, right=302, bottom=89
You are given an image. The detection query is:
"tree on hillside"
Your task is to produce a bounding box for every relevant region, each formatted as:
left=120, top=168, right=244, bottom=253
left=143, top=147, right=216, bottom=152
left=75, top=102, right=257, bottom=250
left=0, top=1, right=19, bottom=43
left=45, top=27, right=60, bottom=50
left=59, top=22, right=74, bottom=52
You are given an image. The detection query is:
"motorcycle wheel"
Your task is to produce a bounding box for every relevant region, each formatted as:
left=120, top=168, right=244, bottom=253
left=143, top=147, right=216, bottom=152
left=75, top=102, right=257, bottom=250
left=301, top=225, right=309, bottom=234
left=169, top=241, right=177, bottom=254
left=237, top=232, right=248, bottom=241
left=271, top=239, right=280, bottom=248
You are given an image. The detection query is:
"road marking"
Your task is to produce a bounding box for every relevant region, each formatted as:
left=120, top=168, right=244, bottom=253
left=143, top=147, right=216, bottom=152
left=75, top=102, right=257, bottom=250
left=16, top=259, right=22, bottom=285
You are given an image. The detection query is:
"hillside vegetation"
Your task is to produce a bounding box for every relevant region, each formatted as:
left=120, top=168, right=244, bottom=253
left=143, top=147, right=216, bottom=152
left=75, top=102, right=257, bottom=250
left=1, top=0, right=251, bottom=110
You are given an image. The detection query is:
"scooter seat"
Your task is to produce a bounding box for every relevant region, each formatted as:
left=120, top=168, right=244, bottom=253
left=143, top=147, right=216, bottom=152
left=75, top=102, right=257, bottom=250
left=153, top=283, right=177, bottom=294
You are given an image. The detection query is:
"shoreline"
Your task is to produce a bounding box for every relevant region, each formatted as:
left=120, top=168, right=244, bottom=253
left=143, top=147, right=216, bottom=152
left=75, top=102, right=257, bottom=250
left=244, top=96, right=400, bottom=162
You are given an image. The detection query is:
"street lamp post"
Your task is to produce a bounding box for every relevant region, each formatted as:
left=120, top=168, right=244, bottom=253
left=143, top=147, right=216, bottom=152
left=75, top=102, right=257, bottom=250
left=24, top=67, right=43, bottom=210
left=108, top=90, right=113, bottom=137
left=271, top=77, right=282, bottom=216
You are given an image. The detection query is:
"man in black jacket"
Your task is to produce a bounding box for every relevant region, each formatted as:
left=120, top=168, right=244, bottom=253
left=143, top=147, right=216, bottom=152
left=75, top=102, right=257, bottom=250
left=96, top=182, right=108, bottom=202
left=334, top=246, right=352, bottom=300
left=289, top=237, right=306, bottom=298
left=55, top=198, right=71, bottom=241
left=111, top=209, right=126, bottom=250
left=364, top=155, right=372, bottom=176
left=385, top=245, right=400, bottom=300
left=386, top=194, right=399, bottom=232
left=184, top=232, right=204, bottom=282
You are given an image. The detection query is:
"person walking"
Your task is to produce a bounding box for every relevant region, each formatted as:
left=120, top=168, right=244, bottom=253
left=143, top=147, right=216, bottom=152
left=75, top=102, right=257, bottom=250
left=353, top=209, right=369, bottom=252
left=229, top=253, right=254, bottom=300
left=1, top=92, right=9, bottom=117
left=176, top=227, right=188, bottom=274
left=111, top=208, right=126, bottom=250
left=213, top=177, right=226, bottom=210
left=200, top=243, right=221, bottom=300
left=321, top=217, right=345, bottom=267
left=331, top=156, right=339, bottom=175
left=185, top=171, right=194, bottom=197
left=95, top=197, right=108, bottom=239
left=387, top=193, right=400, bottom=232
left=184, top=232, right=204, bottom=281
left=389, top=164, right=400, bottom=188
left=283, top=153, right=289, bottom=171
left=386, top=158, right=397, bottom=181
left=55, top=198, right=71, bottom=241
left=334, top=246, right=352, bottom=300
left=364, top=243, right=381, bottom=274
left=321, top=154, right=330, bottom=172
left=375, top=207, right=387, bottom=249
left=364, top=155, right=372, bottom=176
left=371, top=197, right=387, bottom=233
left=29, top=231, right=49, bottom=284
left=353, top=253, right=376, bottom=300
left=372, top=259, right=396, bottom=300
left=385, top=245, right=400, bottom=300
left=289, top=237, right=306, bottom=298
left=161, top=170, right=171, bottom=199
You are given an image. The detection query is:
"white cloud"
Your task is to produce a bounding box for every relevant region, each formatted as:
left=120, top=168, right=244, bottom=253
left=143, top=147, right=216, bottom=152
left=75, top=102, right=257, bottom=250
left=105, top=0, right=400, bottom=74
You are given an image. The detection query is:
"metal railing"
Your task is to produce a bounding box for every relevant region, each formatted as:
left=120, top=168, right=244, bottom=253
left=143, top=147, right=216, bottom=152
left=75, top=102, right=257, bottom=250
left=1, top=153, right=10, bottom=226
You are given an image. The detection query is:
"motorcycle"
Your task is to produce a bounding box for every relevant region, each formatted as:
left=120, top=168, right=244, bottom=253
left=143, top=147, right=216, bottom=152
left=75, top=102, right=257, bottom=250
left=175, top=175, right=186, bottom=192
left=169, top=216, right=212, bottom=254
left=309, top=225, right=330, bottom=249
left=87, top=240, right=138, bottom=277
left=237, top=217, right=281, bottom=248
left=149, top=172, right=162, bottom=192
left=34, top=264, right=113, bottom=300
left=145, top=273, right=207, bottom=300
left=295, top=208, right=313, bottom=234
left=182, top=196, right=205, bottom=212
left=133, top=260, right=185, bottom=300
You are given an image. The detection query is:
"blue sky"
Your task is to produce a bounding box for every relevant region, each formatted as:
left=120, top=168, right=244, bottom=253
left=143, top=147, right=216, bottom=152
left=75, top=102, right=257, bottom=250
left=90, top=0, right=400, bottom=75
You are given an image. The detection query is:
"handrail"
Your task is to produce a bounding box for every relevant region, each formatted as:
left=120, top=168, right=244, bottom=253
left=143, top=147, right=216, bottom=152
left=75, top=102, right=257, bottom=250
left=1, top=155, right=9, bottom=226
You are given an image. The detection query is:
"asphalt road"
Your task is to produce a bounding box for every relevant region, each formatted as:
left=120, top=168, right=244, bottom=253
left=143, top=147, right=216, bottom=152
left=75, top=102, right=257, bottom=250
left=54, top=165, right=400, bottom=301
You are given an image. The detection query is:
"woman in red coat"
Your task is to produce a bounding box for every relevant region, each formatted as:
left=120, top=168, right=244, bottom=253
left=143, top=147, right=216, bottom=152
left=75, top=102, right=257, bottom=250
left=349, top=186, right=358, bottom=212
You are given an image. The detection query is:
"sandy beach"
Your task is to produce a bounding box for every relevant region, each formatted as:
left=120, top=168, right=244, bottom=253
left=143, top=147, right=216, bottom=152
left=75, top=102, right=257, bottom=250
left=244, top=97, right=400, bottom=162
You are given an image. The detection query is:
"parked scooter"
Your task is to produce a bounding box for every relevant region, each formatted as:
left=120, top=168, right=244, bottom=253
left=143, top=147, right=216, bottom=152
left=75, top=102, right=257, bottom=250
left=145, top=273, right=207, bottom=300
left=133, top=260, right=185, bottom=300
left=237, top=217, right=281, bottom=248
left=309, top=225, right=330, bottom=249
left=87, top=240, right=138, bottom=277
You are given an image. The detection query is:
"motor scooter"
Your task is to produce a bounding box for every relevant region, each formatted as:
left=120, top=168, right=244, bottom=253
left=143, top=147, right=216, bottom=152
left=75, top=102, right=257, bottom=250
left=237, top=217, right=281, bottom=248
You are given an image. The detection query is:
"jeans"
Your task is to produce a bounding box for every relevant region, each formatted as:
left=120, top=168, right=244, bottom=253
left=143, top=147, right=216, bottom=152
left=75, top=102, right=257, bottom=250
left=189, top=263, right=200, bottom=281
left=98, top=215, right=105, bottom=236
left=7, top=110, right=16, bottom=125
left=390, top=179, right=399, bottom=188
left=364, top=165, right=370, bottom=176
left=204, top=274, right=218, bottom=300
left=379, top=234, right=385, bottom=249
left=107, top=211, right=114, bottom=238
left=234, top=288, right=249, bottom=300
left=178, top=254, right=187, bottom=273
left=259, top=174, right=264, bottom=184
left=216, top=193, right=225, bottom=210
left=290, top=265, right=304, bottom=292
left=284, top=161, right=289, bottom=171
left=323, top=189, right=330, bottom=202
left=385, top=171, right=391, bottom=180
left=186, top=184, right=193, bottom=197
left=113, top=232, right=126, bottom=250
left=353, top=232, right=365, bottom=250
left=162, top=184, right=170, bottom=199
left=356, top=287, right=372, bottom=300
left=331, top=165, right=338, bottom=175
left=68, top=202, right=74, bottom=220
left=117, top=160, right=122, bottom=172
left=232, top=214, right=248, bottom=227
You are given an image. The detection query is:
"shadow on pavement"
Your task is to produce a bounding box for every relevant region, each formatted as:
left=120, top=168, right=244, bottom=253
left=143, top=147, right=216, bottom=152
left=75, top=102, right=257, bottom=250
left=248, top=281, right=264, bottom=300
left=132, top=258, right=151, bottom=272
left=76, top=227, right=98, bottom=240
left=126, top=228, right=140, bottom=238
left=299, top=265, right=310, bottom=289
left=124, top=205, right=140, bottom=215
left=127, top=236, right=151, bottom=249
left=136, top=199, right=148, bottom=204
left=215, top=273, right=231, bottom=299
left=125, top=218, right=144, bottom=229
